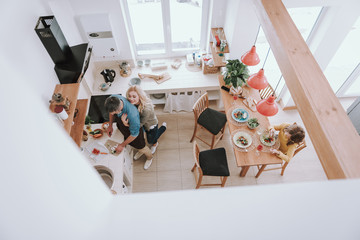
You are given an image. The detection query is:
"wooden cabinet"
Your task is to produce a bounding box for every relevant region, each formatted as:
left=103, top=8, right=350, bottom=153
left=50, top=83, right=88, bottom=147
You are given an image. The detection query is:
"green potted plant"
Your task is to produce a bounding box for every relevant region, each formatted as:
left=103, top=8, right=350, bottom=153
left=222, top=59, right=250, bottom=88
left=85, top=115, right=94, bottom=130
left=247, top=117, right=259, bottom=130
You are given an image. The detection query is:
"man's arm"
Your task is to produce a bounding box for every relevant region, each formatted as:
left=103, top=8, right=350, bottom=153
left=107, top=113, right=115, bottom=137
left=116, top=135, right=136, bottom=153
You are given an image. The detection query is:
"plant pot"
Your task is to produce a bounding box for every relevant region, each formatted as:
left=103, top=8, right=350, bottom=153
left=247, top=121, right=259, bottom=130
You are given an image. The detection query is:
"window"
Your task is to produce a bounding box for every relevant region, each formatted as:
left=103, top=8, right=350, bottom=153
left=248, top=7, right=322, bottom=96
left=325, top=16, right=360, bottom=97
left=124, top=0, right=209, bottom=57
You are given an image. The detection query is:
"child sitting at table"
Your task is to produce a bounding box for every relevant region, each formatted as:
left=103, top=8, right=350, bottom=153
left=269, top=123, right=305, bottom=162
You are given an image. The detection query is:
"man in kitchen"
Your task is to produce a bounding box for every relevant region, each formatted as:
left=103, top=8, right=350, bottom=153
left=105, top=95, right=153, bottom=170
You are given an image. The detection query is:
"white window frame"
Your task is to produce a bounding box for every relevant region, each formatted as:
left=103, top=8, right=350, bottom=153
left=122, top=0, right=211, bottom=59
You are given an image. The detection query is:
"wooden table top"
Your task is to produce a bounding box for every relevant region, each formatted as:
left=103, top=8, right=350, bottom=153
left=218, top=75, right=282, bottom=167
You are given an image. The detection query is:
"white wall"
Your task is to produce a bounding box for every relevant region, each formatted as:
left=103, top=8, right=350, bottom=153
left=68, top=0, right=134, bottom=61
left=224, top=0, right=260, bottom=61
left=49, top=0, right=85, bottom=46
left=2, top=1, right=360, bottom=239
left=0, top=0, right=60, bottom=103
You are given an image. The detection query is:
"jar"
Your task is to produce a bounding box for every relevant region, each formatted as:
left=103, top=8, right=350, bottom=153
left=54, top=105, right=68, bottom=120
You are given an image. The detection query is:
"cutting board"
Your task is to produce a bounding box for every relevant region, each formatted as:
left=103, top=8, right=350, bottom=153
left=154, top=72, right=171, bottom=84
left=105, top=139, right=121, bottom=156
left=138, top=72, right=171, bottom=84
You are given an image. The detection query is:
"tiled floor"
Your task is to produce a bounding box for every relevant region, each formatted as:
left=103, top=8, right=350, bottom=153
left=132, top=98, right=356, bottom=193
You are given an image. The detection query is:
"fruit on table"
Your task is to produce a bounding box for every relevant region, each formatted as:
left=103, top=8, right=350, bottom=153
left=92, top=148, right=100, bottom=155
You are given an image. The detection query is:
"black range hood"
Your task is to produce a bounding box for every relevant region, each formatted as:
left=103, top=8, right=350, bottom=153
left=35, top=16, right=92, bottom=84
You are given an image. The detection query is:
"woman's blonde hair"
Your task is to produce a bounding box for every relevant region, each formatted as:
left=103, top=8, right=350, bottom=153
left=126, top=85, right=152, bottom=112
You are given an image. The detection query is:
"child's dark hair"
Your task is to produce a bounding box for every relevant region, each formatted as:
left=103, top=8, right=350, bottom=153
left=285, top=124, right=305, bottom=146
left=104, top=96, right=120, bottom=113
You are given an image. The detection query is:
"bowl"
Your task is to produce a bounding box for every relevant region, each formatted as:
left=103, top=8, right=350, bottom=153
left=129, top=77, right=141, bottom=86
left=152, top=93, right=165, bottom=99
left=90, top=128, right=103, bottom=138
left=102, top=122, right=110, bottom=130
left=137, top=60, right=144, bottom=67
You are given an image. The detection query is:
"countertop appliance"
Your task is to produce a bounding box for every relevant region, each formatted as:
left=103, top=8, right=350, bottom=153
left=100, top=69, right=116, bottom=84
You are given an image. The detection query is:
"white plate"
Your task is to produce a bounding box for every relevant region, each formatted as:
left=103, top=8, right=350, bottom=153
left=233, top=131, right=252, bottom=148
left=260, top=134, right=276, bottom=147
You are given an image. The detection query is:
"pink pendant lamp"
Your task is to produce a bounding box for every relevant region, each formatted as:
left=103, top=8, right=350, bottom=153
left=256, top=95, right=278, bottom=117
left=241, top=45, right=260, bottom=66
left=247, top=68, right=268, bottom=90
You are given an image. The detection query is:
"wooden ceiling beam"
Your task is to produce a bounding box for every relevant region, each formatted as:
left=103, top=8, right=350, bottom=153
left=252, top=0, right=360, bottom=179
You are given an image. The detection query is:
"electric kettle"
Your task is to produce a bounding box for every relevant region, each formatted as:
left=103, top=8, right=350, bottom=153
left=100, top=69, right=116, bottom=83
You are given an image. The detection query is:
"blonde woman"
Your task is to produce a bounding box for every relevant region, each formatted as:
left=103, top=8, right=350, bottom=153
left=269, top=123, right=305, bottom=162
left=122, top=86, right=167, bottom=160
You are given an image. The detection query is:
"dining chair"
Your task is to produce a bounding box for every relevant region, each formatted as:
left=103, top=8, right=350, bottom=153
left=191, top=141, right=230, bottom=189
left=255, top=140, right=307, bottom=178
left=259, top=84, right=276, bottom=100
left=190, top=92, right=227, bottom=149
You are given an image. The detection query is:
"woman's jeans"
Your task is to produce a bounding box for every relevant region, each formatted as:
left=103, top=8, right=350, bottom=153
left=146, top=124, right=166, bottom=145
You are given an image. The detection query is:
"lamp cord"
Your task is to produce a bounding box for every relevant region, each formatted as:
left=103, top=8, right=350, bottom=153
left=253, top=24, right=261, bottom=45
left=262, top=47, right=271, bottom=69
left=273, top=75, right=283, bottom=97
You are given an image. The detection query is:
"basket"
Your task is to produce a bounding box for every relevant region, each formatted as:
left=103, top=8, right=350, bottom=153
left=202, top=63, right=219, bottom=74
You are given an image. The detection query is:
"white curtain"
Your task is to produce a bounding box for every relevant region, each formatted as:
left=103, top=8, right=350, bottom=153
left=163, top=90, right=202, bottom=113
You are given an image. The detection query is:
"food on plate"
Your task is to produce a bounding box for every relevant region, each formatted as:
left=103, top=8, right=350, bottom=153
left=92, top=148, right=100, bottom=155
left=89, top=129, right=101, bottom=135
left=233, top=110, right=247, bottom=120
left=263, top=136, right=275, bottom=143
left=89, top=129, right=103, bottom=138
left=110, top=146, right=117, bottom=154
left=236, top=136, right=248, bottom=146
left=260, top=133, right=276, bottom=146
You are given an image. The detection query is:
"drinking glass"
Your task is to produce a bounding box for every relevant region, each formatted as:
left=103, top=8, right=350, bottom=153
left=232, top=95, right=238, bottom=106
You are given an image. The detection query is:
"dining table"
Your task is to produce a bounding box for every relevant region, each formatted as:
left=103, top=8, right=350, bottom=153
left=218, top=75, right=283, bottom=177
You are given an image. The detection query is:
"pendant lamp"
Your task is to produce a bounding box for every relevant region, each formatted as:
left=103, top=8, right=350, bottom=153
left=256, top=95, right=278, bottom=117
left=241, top=25, right=261, bottom=66
left=247, top=68, right=268, bottom=90
left=241, top=45, right=260, bottom=66
left=247, top=47, right=272, bottom=90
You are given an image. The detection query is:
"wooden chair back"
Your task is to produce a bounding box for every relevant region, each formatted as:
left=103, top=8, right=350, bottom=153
left=192, top=92, right=209, bottom=120
left=256, top=139, right=307, bottom=177
left=259, top=85, right=275, bottom=99
left=294, top=140, right=307, bottom=157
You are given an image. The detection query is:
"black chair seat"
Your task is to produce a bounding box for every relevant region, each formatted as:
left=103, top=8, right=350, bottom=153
left=199, top=148, right=230, bottom=176
left=197, top=108, right=227, bottom=135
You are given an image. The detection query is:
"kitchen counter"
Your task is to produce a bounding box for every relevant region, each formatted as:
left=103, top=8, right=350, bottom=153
left=90, top=58, right=222, bottom=105
left=81, top=123, right=133, bottom=194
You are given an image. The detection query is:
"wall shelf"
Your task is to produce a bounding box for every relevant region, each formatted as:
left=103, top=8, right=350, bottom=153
left=211, top=28, right=230, bottom=53
left=50, top=83, right=88, bottom=147
left=70, top=99, right=88, bottom=147
left=209, top=27, right=229, bottom=67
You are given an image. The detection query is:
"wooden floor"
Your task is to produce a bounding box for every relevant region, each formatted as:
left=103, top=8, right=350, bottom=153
left=132, top=98, right=355, bottom=193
